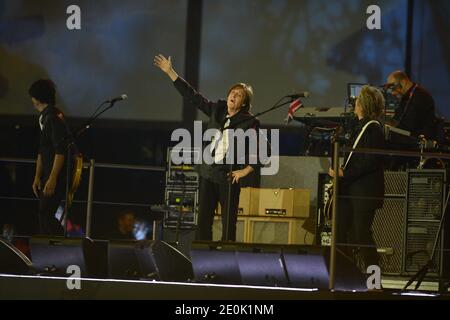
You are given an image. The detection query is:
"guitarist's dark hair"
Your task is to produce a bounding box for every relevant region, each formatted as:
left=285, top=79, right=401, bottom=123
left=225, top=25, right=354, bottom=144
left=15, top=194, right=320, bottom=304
left=29, top=79, right=56, bottom=107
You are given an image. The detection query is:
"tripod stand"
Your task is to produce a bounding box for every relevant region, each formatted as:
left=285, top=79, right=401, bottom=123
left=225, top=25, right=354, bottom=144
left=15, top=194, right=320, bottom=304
left=402, top=186, right=450, bottom=292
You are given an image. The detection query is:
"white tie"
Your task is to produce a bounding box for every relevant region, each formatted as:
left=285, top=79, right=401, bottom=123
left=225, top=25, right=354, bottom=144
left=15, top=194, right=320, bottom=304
left=213, top=118, right=230, bottom=163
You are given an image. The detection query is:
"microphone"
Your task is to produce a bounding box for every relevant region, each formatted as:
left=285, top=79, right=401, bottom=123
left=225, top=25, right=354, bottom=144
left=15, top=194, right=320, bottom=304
left=287, top=92, right=310, bottom=99
left=106, top=94, right=128, bottom=103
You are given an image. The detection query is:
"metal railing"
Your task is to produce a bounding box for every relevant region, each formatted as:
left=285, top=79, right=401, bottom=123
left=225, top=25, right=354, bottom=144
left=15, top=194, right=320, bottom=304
left=0, top=157, right=165, bottom=238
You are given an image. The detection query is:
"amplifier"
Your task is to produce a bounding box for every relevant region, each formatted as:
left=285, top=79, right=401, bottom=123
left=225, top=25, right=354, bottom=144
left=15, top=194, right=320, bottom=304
left=256, top=188, right=310, bottom=218
left=164, top=189, right=198, bottom=229
left=404, top=222, right=442, bottom=275
left=213, top=216, right=248, bottom=243
left=163, top=209, right=197, bottom=229
left=166, top=147, right=200, bottom=187
left=316, top=171, right=409, bottom=275
left=166, top=167, right=199, bottom=187
left=403, top=169, right=447, bottom=276
left=247, top=217, right=314, bottom=245
left=406, top=170, right=445, bottom=221
left=216, top=187, right=258, bottom=216
left=165, top=189, right=198, bottom=209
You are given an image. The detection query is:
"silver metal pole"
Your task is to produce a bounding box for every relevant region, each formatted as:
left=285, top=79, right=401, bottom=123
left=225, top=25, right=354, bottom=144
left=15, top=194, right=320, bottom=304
left=153, top=220, right=158, bottom=241
left=85, top=159, right=95, bottom=238
left=329, top=141, right=340, bottom=290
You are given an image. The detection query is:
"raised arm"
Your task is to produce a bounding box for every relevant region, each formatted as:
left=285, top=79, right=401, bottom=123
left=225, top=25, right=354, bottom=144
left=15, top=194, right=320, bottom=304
left=154, top=54, right=216, bottom=116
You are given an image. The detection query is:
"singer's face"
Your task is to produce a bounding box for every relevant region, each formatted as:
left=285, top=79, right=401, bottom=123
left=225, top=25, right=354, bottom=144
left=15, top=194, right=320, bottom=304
left=227, top=88, right=246, bottom=114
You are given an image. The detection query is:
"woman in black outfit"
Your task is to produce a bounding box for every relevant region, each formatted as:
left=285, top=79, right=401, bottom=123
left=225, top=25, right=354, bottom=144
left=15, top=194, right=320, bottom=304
left=329, top=85, right=385, bottom=270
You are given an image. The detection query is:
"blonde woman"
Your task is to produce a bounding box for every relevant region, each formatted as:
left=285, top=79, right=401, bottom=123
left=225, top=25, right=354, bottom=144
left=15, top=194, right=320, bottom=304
left=329, top=85, right=385, bottom=271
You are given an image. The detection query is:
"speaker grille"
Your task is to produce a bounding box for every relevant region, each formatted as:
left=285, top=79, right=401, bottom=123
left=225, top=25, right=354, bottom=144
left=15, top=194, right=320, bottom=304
left=250, top=220, right=289, bottom=244
left=403, top=170, right=446, bottom=276
left=404, top=222, right=441, bottom=275
left=384, top=171, right=408, bottom=196
left=372, top=198, right=405, bottom=274
left=407, top=171, right=445, bottom=221
left=213, top=217, right=247, bottom=242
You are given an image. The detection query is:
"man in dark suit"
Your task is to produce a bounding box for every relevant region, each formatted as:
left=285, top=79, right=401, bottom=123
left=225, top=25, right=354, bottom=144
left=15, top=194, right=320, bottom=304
left=154, top=54, right=261, bottom=241
left=386, top=70, right=437, bottom=140
left=329, top=85, right=385, bottom=270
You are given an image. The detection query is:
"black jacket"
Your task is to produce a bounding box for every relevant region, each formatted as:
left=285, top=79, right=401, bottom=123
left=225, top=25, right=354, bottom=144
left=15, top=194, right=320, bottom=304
left=341, top=118, right=385, bottom=211
left=394, top=84, right=436, bottom=139
left=173, top=77, right=261, bottom=183
left=38, top=106, right=69, bottom=191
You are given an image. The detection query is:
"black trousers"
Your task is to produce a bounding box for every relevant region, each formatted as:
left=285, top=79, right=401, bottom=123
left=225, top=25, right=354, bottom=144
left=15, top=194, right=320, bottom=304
left=38, top=191, right=64, bottom=236
left=336, top=198, right=380, bottom=270
left=196, top=177, right=241, bottom=241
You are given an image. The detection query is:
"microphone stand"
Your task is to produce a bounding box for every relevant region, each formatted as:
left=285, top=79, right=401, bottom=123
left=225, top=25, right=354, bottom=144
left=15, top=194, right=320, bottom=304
left=222, top=95, right=297, bottom=241
left=59, top=99, right=121, bottom=237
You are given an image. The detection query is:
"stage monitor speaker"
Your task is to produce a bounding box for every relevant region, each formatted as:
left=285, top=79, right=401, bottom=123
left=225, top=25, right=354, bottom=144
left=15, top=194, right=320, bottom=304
left=30, top=237, right=107, bottom=278
left=108, top=240, right=144, bottom=279
left=30, top=237, right=87, bottom=277
left=282, top=246, right=367, bottom=291
left=109, top=240, right=194, bottom=282
left=190, top=242, right=366, bottom=291
left=162, top=228, right=196, bottom=258
left=190, top=242, right=242, bottom=285
left=0, top=239, right=33, bottom=275
left=235, top=244, right=288, bottom=287
left=135, top=240, right=194, bottom=282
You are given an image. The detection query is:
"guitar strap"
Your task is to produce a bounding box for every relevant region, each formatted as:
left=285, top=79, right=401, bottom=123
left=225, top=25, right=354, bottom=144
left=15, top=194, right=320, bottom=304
left=343, top=120, right=381, bottom=169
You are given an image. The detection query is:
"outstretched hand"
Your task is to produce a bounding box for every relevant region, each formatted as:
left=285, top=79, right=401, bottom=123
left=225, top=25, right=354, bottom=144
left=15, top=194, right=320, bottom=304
left=154, top=54, right=178, bottom=81
left=154, top=54, right=172, bottom=74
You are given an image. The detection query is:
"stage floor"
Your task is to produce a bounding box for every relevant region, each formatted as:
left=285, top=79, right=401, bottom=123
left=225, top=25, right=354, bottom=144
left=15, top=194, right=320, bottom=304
left=1, top=274, right=448, bottom=300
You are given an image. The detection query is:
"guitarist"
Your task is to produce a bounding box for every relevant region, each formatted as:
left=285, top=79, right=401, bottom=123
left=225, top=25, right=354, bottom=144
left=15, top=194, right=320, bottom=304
left=30, top=79, right=70, bottom=236
left=328, top=85, right=385, bottom=270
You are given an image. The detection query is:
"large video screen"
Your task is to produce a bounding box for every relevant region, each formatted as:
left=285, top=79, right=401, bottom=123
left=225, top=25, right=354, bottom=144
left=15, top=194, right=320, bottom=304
left=0, top=0, right=187, bottom=121
left=199, top=0, right=408, bottom=125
